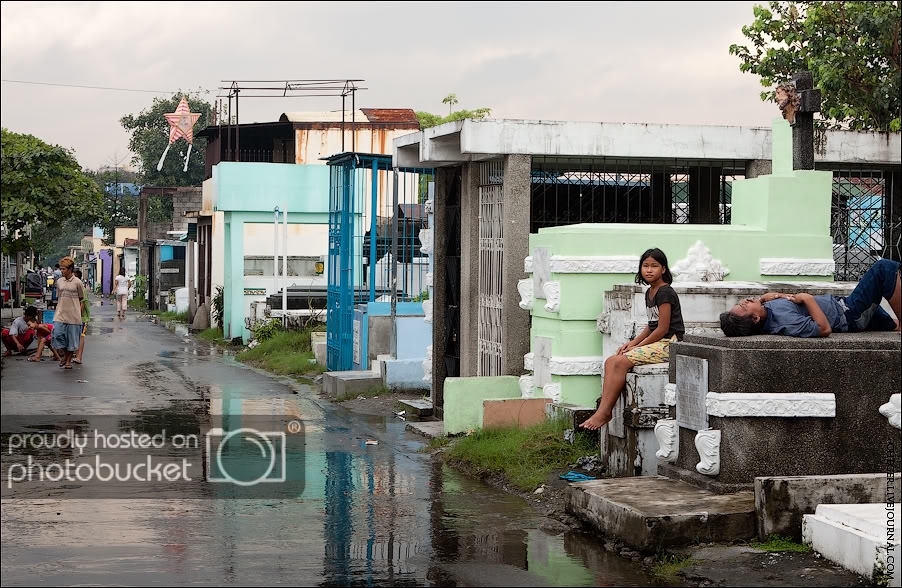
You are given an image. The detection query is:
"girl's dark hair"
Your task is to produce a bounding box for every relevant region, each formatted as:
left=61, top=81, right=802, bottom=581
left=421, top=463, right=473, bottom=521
left=635, top=248, right=674, bottom=285
left=119, top=267, right=126, bottom=276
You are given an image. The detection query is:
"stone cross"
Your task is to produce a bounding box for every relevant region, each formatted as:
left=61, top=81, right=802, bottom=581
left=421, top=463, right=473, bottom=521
left=776, top=71, right=822, bottom=170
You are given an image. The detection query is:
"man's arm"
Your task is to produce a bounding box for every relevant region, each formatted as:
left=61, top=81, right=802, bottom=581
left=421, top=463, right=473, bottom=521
left=790, top=293, right=832, bottom=337
left=759, top=292, right=793, bottom=303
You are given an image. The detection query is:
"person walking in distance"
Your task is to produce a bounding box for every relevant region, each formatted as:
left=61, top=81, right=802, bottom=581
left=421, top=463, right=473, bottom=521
left=52, top=257, right=86, bottom=369
left=112, top=267, right=131, bottom=320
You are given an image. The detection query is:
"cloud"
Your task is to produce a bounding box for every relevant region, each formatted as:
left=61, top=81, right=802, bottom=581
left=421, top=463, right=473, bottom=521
left=0, top=0, right=775, bottom=169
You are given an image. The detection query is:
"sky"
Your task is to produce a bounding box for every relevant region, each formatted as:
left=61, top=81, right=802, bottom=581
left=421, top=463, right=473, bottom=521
left=1, top=1, right=777, bottom=171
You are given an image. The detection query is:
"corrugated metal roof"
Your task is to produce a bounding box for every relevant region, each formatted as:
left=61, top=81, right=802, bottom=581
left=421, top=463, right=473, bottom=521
left=279, top=109, right=418, bottom=124
left=360, top=108, right=419, bottom=123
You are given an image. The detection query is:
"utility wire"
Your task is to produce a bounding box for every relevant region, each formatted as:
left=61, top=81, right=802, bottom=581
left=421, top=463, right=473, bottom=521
left=1, top=79, right=208, bottom=95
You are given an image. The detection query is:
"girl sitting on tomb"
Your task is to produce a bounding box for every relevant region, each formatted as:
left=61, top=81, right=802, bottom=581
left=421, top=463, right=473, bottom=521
left=580, top=248, right=685, bottom=431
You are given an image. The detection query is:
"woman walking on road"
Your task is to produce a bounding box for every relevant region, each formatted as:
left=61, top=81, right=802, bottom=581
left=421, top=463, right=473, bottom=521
left=112, top=267, right=131, bottom=320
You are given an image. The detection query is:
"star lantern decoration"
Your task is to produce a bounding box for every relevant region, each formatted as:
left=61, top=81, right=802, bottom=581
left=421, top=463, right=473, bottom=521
left=156, top=96, right=202, bottom=172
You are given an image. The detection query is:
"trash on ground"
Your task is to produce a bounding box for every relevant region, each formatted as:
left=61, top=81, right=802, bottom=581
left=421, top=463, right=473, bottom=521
left=365, top=439, right=378, bottom=446
left=563, top=428, right=576, bottom=444
left=76, top=380, right=89, bottom=383
left=576, top=454, right=603, bottom=472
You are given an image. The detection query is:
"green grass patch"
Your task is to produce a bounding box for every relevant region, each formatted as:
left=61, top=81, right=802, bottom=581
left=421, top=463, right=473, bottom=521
left=197, top=328, right=224, bottom=343
left=447, top=418, right=597, bottom=492
left=128, top=295, right=147, bottom=310
left=156, top=311, right=189, bottom=322
left=650, top=553, right=695, bottom=582
left=236, top=329, right=324, bottom=377
left=750, top=535, right=811, bottom=553
left=336, top=385, right=391, bottom=403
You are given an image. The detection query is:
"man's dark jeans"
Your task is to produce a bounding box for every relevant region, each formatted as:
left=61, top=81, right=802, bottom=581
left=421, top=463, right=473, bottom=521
left=843, top=259, right=901, bottom=332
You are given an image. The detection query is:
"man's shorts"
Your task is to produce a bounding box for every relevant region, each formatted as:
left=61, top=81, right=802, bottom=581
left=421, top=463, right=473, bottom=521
left=624, top=335, right=678, bottom=366
left=52, top=322, right=82, bottom=352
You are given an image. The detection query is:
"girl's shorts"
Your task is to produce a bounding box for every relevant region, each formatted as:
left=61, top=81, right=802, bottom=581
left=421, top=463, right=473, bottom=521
left=624, top=335, right=678, bottom=366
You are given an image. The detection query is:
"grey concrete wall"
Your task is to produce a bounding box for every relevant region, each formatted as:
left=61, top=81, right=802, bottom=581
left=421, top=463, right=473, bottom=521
left=745, top=159, right=773, bottom=179
left=500, top=154, right=532, bottom=375
left=459, top=162, right=481, bottom=377
left=367, top=315, right=392, bottom=366
left=171, top=187, right=203, bottom=231
left=755, top=473, right=897, bottom=542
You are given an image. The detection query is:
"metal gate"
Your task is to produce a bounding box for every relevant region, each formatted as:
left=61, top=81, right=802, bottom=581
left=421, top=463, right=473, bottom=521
left=478, top=161, right=504, bottom=376
left=326, top=153, right=433, bottom=371
left=326, top=157, right=355, bottom=371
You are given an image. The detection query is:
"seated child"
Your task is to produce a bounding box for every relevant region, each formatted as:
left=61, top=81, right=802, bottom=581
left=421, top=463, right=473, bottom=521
left=25, top=319, right=61, bottom=362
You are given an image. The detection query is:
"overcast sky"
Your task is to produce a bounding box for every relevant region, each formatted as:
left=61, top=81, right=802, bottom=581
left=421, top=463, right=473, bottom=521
left=1, top=1, right=777, bottom=170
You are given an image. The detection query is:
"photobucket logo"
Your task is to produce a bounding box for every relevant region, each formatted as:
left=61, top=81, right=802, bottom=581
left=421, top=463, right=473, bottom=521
left=7, top=455, right=193, bottom=488
left=206, top=427, right=287, bottom=486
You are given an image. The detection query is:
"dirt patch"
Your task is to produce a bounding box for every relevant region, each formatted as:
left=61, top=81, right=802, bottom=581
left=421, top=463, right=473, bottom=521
left=674, top=545, right=867, bottom=587
left=337, top=390, right=424, bottom=418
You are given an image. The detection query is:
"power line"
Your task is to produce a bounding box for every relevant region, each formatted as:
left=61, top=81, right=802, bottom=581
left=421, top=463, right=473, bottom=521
left=1, top=79, right=207, bottom=95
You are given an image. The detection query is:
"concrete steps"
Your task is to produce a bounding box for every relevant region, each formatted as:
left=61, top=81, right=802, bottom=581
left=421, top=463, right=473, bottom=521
left=397, top=398, right=433, bottom=418
left=565, top=475, right=755, bottom=551
left=803, top=504, right=900, bottom=586
left=321, top=370, right=382, bottom=399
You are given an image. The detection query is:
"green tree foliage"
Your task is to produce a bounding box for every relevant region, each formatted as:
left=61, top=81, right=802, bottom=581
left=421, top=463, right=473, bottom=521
left=730, top=1, right=902, bottom=131
left=1, top=128, right=103, bottom=254
left=86, top=168, right=139, bottom=243
left=120, top=92, right=213, bottom=186
left=416, top=93, right=492, bottom=129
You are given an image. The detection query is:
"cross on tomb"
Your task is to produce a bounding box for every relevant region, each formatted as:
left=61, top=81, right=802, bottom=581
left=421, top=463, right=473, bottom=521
left=775, top=71, right=822, bottom=170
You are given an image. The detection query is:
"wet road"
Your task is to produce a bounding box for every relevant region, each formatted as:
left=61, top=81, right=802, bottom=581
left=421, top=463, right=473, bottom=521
left=1, top=298, right=653, bottom=586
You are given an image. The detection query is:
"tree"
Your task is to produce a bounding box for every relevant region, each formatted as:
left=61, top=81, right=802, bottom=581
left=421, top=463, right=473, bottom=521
left=729, top=1, right=902, bottom=131
left=120, top=92, right=213, bottom=186
left=416, top=94, right=492, bottom=129
left=1, top=128, right=103, bottom=255
left=86, top=167, right=140, bottom=243
left=442, top=93, right=459, bottom=115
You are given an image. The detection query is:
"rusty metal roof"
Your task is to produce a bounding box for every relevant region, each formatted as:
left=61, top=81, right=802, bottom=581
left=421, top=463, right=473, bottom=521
left=360, top=108, right=418, bottom=123
left=279, top=109, right=418, bottom=125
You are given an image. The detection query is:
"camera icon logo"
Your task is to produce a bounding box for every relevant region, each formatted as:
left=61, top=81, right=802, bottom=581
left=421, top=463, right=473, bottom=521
left=206, top=427, right=286, bottom=486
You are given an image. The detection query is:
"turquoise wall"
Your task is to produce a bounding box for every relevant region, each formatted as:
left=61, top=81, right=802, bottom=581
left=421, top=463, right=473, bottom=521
left=214, top=162, right=331, bottom=342
left=213, top=162, right=330, bottom=213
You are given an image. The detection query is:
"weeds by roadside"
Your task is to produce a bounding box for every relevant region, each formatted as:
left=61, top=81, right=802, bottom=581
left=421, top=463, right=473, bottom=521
left=649, top=552, right=695, bottom=582
left=152, top=310, right=189, bottom=322
left=235, top=329, right=324, bottom=377
left=418, top=436, right=453, bottom=453
left=447, top=418, right=597, bottom=492
left=749, top=535, right=811, bottom=553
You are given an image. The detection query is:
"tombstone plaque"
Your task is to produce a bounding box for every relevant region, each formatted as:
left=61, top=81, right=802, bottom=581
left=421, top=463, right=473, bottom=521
left=533, top=247, right=551, bottom=298
left=534, top=336, right=553, bottom=388
left=675, top=355, right=709, bottom=431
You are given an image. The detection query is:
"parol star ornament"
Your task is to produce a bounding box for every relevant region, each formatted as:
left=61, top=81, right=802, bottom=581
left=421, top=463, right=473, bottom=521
left=157, top=96, right=201, bottom=172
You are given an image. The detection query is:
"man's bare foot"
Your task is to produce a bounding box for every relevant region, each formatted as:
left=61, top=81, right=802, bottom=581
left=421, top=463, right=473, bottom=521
left=579, top=411, right=612, bottom=431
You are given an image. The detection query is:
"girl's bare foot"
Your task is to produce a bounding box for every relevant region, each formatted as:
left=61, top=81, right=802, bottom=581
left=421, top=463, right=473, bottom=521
left=579, top=411, right=612, bottom=431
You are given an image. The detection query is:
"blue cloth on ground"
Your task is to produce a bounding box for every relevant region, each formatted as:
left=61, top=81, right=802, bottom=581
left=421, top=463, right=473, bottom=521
left=559, top=471, right=595, bottom=482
